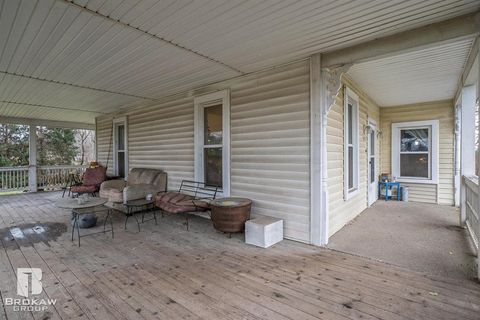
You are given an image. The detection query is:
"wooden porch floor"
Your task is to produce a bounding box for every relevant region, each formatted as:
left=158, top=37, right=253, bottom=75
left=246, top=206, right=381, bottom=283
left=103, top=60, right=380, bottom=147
left=0, top=192, right=479, bottom=320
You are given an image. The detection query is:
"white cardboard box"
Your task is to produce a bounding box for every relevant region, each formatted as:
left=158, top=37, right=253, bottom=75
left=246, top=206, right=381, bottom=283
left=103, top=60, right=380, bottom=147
left=245, top=216, right=283, bottom=248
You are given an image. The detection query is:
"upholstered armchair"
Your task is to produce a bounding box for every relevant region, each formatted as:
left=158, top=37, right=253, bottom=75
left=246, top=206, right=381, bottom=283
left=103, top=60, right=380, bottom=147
left=100, top=168, right=167, bottom=211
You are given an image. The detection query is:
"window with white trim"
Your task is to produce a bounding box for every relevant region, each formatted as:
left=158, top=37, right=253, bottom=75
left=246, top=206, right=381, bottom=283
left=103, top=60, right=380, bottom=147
left=194, top=90, right=230, bottom=196
left=113, top=116, right=128, bottom=178
left=392, top=120, right=439, bottom=184
left=344, top=88, right=359, bottom=200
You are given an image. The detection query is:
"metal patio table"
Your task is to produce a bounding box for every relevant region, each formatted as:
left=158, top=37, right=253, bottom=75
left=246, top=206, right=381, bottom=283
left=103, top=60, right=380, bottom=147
left=55, top=197, right=113, bottom=247
left=123, top=199, right=157, bottom=232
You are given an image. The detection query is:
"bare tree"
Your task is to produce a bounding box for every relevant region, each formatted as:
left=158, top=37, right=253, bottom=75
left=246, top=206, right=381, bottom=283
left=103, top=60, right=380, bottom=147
left=77, top=130, right=92, bottom=165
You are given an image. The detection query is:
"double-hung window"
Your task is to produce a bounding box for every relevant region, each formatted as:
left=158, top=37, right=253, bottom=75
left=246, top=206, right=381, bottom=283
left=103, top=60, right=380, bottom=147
left=392, top=120, right=438, bottom=183
left=113, top=116, right=128, bottom=178
left=344, top=88, right=359, bottom=200
left=194, top=90, right=230, bottom=196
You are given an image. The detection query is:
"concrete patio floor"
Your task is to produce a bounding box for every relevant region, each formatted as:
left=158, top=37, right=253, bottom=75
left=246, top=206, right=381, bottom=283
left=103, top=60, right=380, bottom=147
left=328, top=201, right=478, bottom=281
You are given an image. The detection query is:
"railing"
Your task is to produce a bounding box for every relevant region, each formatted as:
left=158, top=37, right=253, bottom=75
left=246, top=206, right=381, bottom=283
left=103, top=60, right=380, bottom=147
left=37, top=165, right=87, bottom=191
left=0, top=166, right=29, bottom=191
left=463, top=175, right=479, bottom=251
left=0, top=165, right=87, bottom=192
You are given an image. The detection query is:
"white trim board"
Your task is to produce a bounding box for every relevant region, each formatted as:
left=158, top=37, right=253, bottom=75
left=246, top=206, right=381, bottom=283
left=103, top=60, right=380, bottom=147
left=391, top=120, right=439, bottom=184
left=193, top=89, right=231, bottom=196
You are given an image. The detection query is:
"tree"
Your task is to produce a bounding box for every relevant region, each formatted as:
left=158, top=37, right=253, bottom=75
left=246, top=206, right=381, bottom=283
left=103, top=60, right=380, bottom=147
left=37, top=127, right=78, bottom=165
left=77, top=129, right=92, bottom=165
left=0, top=124, right=29, bottom=167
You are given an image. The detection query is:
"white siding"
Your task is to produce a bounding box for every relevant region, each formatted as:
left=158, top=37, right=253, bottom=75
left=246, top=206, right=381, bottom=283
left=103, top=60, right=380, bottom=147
left=96, top=115, right=114, bottom=176
left=380, top=100, right=455, bottom=205
left=229, top=61, right=310, bottom=242
left=327, top=75, right=381, bottom=237
left=95, top=61, right=311, bottom=242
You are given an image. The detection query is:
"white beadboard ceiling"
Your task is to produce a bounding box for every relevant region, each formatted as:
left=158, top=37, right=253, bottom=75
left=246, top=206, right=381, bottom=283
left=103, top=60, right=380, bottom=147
left=347, top=38, right=474, bottom=107
left=0, top=0, right=479, bottom=124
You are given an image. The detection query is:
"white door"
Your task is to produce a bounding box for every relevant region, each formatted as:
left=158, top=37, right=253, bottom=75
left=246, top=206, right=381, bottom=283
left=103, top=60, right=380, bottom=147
left=367, top=121, right=378, bottom=206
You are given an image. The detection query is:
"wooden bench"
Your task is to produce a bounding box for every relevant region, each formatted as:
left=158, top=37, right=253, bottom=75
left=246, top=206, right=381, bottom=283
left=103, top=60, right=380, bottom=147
left=155, top=180, right=220, bottom=230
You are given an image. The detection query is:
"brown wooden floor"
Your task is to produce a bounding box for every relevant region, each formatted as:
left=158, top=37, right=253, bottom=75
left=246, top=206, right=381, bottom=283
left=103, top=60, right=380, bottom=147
left=0, top=192, right=479, bottom=320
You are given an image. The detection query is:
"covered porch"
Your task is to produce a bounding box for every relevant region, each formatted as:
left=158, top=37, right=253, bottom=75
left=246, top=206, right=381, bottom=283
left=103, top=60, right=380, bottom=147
left=329, top=201, right=477, bottom=280
left=1, top=191, right=479, bottom=320
left=0, top=1, right=480, bottom=318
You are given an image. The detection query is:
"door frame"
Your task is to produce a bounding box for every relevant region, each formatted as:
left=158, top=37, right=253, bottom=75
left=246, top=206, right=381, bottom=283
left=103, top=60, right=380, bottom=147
left=367, top=118, right=378, bottom=207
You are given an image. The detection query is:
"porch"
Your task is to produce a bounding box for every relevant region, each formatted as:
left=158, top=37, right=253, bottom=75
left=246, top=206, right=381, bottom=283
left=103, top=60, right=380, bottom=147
left=328, top=201, right=477, bottom=281
left=1, top=191, right=479, bottom=320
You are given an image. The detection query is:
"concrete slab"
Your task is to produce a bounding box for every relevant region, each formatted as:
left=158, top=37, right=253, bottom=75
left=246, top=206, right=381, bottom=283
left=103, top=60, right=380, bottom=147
left=328, top=201, right=477, bottom=280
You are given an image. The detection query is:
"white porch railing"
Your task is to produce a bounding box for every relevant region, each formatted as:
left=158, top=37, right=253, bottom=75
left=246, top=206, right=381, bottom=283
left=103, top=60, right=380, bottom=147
left=463, top=175, right=479, bottom=251
left=0, top=165, right=87, bottom=192
left=37, top=165, right=87, bottom=190
left=0, top=166, right=29, bottom=191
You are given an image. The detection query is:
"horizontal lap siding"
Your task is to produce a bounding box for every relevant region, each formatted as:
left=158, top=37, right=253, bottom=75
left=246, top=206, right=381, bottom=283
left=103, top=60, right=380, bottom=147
left=128, top=98, right=195, bottom=191
left=96, top=116, right=114, bottom=176
left=95, top=60, right=311, bottom=243
left=380, top=101, right=454, bottom=205
left=328, top=75, right=380, bottom=237
left=230, top=61, right=311, bottom=243
left=96, top=98, right=195, bottom=191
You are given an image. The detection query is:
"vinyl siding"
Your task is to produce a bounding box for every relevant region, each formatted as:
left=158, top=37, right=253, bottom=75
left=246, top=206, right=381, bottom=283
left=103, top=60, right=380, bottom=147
left=96, top=115, right=114, bottom=176
left=327, top=75, right=381, bottom=237
left=380, top=100, right=455, bottom=205
left=95, top=60, right=311, bottom=242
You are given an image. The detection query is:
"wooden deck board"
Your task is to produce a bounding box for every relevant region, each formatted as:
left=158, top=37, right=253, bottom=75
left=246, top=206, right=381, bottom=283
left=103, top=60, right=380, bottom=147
left=0, top=192, right=478, bottom=320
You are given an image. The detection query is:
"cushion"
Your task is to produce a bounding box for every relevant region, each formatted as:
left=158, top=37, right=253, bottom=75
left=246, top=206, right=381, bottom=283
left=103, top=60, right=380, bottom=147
left=100, top=187, right=124, bottom=203
left=71, top=185, right=97, bottom=194
left=156, top=192, right=207, bottom=214
left=83, top=167, right=107, bottom=186
left=127, top=168, right=162, bottom=186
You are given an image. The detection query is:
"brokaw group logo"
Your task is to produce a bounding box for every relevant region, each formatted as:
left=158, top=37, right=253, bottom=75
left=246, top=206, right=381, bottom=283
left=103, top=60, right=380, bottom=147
left=4, top=268, right=56, bottom=312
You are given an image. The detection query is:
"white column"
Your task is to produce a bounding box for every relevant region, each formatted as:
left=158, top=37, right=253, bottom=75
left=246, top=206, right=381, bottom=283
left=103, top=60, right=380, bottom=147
left=28, top=125, right=37, bottom=192
left=476, top=51, right=480, bottom=280
left=460, top=85, right=476, bottom=226
left=309, top=53, right=325, bottom=245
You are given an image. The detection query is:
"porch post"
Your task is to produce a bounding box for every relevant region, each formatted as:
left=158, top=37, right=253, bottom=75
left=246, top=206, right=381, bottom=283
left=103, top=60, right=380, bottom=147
left=459, top=85, right=476, bottom=226
left=28, top=124, right=37, bottom=192
left=476, top=50, right=480, bottom=280
left=310, top=53, right=326, bottom=245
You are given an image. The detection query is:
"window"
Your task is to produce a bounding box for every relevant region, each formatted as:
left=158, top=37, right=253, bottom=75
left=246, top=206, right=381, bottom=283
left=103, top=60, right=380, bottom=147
left=194, top=90, right=230, bottom=196
left=392, top=120, right=438, bottom=184
left=344, top=88, right=359, bottom=200
left=113, top=117, right=128, bottom=178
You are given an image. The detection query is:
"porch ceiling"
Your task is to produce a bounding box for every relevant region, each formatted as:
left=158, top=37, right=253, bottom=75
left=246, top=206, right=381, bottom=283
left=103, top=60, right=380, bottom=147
left=347, top=38, right=475, bottom=107
left=0, top=0, right=479, bottom=124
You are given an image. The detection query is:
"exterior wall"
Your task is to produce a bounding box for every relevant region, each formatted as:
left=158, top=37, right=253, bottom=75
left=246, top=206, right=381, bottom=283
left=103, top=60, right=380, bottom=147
left=327, top=75, right=381, bottom=237
left=380, top=100, right=455, bottom=205
left=95, top=60, right=311, bottom=242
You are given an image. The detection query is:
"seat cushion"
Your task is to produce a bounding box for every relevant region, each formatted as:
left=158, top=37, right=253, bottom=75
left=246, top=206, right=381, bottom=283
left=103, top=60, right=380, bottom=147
left=156, top=192, right=206, bottom=213
left=71, top=185, right=97, bottom=194
left=99, top=187, right=124, bottom=203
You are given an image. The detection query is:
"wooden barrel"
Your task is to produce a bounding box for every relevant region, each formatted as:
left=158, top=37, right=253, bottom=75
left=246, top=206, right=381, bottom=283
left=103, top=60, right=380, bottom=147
left=210, top=197, right=252, bottom=233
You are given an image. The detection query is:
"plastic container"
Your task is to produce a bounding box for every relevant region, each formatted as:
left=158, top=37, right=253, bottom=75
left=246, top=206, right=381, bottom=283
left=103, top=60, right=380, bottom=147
left=402, top=186, right=409, bottom=202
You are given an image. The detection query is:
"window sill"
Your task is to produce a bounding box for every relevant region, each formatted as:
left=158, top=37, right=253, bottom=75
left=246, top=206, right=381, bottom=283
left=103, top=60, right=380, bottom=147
left=344, top=189, right=359, bottom=201
left=396, top=178, right=437, bottom=184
